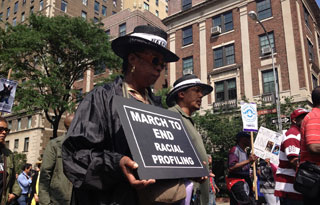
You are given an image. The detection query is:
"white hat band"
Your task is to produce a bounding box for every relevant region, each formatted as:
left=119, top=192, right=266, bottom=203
left=130, top=33, right=167, bottom=48
left=173, top=78, right=201, bottom=89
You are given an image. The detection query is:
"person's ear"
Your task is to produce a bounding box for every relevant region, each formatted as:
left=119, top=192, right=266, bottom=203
left=177, top=91, right=185, bottom=99
left=128, top=53, right=137, bottom=66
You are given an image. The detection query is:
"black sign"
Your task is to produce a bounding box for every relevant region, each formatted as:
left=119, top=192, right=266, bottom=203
left=114, top=96, right=208, bottom=180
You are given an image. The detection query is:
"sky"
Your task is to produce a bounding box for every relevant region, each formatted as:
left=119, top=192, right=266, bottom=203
left=317, top=0, right=320, bottom=8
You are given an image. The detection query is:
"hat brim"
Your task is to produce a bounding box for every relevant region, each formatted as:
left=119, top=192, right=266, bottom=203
left=112, top=36, right=179, bottom=62
left=166, top=83, right=213, bottom=107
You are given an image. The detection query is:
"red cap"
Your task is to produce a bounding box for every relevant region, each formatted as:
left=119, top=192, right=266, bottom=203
left=290, top=108, right=309, bottom=120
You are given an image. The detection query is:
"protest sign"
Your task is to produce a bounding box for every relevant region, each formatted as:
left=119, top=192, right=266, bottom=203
left=114, top=95, right=209, bottom=180
left=0, top=78, right=18, bottom=113
left=254, top=126, right=284, bottom=165
left=241, top=103, right=258, bottom=132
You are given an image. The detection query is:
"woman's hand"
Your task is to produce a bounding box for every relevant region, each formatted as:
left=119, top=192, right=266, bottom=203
left=119, top=156, right=156, bottom=190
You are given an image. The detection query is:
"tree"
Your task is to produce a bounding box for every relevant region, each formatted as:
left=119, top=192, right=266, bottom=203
left=13, top=152, right=27, bottom=174
left=0, top=15, right=121, bottom=138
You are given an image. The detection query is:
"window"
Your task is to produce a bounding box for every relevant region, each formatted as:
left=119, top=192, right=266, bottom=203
left=5, top=141, right=9, bottom=148
left=14, top=1, right=18, bottom=13
left=24, top=137, right=29, bottom=152
left=102, top=5, right=106, bottom=16
left=93, top=17, right=98, bottom=23
left=182, top=26, right=192, bottom=46
left=30, top=6, right=34, bottom=13
left=81, top=11, right=87, bottom=19
left=12, top=17, right=16, bottom=26
left=14, top=139, right=19, bottom=149
left=155, top=10, right=159, bottom=17
left=6, top=7, right=10, bottom=18
left=307, top=39, right=314, bottom=61
left=262, top=69, right=278, bottom=94
left=39, top=0, right=43, bottom=10
left=21, top=12, right=25, bottom=21
left=94, top=1, right=99, bottom=12
left=259, top=31, right=275, bottom=55
left=213, top=44, right=235, bottom=68
left=119, top=23, right=126, bottom=37
left=82, top=0, right=87, bottom=6
left=312, top=75, right=318, bottom=89
left=27, top=116, right=32, bottom=128
left=303, top=5, right=310, bottom=28
left=8, top=121, right=12, bottom=129
left=112, top=11, right=116, bottom=15
left=182, top=0, right=191, bottom=10
left=215, top=78, right=236, bottom=102
left=166, top=6, right=168, bottom=13
left=156, top=0, right=158, bottom=6
left=61, top=0, right=67, bottom=12
left=256, top=0, right=272, bottom=20
left=212, top=11, right=233, bottom=33
left=144, top=2, right=149, bottom=10
left=105, top=29, right=110, bottom=35
left=182, top=57, right=193, bottom=75
left=22, top=0, right=26, bottom=5
left=17, top=118, right=21, bottom=130
left=113, top=0, right=116, bottom=7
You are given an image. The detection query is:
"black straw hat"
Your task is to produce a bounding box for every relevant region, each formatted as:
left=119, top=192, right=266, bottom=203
left=166, top=74, right=213, bottom=107
left=111, top=25, right=179, bottom=62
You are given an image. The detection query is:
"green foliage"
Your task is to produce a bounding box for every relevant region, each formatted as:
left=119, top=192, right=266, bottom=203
left=0, top=15, right=121, bottom=138
left=13, top=152, right=27, bottom=173
left=94, top=69, right=123, bottom=87
left=155, top=86, right=172, bottom=109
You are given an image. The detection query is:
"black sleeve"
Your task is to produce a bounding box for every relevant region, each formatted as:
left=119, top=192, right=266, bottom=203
left=62, top=87, right=124, bottom=191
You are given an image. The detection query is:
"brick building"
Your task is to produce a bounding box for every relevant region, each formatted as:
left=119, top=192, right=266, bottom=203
left=122, top=0, right=169, bottom=20
left=0, top=0, right=121, bottom=28
left=163, top=0, right=320, bottom=112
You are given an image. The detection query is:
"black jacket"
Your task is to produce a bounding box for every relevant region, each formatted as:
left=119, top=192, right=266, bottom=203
left=62, top=77, right=161, bottom=205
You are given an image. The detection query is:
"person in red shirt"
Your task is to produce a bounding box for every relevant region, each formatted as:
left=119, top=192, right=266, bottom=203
left=300, top=86, right=320, bottom=204
left=274, top=108, right=309, bottom=204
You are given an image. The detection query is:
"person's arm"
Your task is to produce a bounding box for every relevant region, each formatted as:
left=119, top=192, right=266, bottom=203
left=17, top=174, right=32, bottom=188
left=229, top=154, right=257, bottom=172
left=39, top=139, right=57, bottom=205
left=8, top=154, right=21, bottom=202
left=62, top=87, right=155, bottom=191
left=308, top=144, right=320, bottom=154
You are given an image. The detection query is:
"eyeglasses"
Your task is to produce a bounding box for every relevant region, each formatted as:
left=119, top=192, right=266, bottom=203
left=135, top=53, right=166, bottom=69
left=0, top=127, right=10, bottom=133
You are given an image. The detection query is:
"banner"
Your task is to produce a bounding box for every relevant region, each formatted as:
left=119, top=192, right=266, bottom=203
left=114, top=95, right=209, bottom=180
left=241, top=102, right=258, bottom=132
left=253, top=126, right=284, bottom=165
left=0, top=78, right=18, bottom=113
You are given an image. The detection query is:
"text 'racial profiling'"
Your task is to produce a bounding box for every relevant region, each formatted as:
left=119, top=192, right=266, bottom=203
left=130, top=111, right=195, bottom=166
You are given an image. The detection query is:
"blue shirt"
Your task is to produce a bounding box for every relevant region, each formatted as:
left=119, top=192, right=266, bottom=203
left=18, top=172, right=32, bottom=194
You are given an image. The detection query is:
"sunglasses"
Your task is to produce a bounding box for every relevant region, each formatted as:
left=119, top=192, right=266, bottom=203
left=135, top=53, right=166, bottom=69
left=0, top=127, right=10, bottom=133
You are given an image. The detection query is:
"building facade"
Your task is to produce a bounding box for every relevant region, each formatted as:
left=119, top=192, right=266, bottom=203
left=122, top=0, right=169, bottom=19
left=163, top=0, right=320, bottom=112
left=0, top=0, right=121, bottom=27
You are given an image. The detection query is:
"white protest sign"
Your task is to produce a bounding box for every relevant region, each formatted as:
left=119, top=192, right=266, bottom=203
left=241, top=103, right=258, bottom=132
left=0, top=78, right=18, bottom=113
left=253, top=126, right=284, bottom=165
